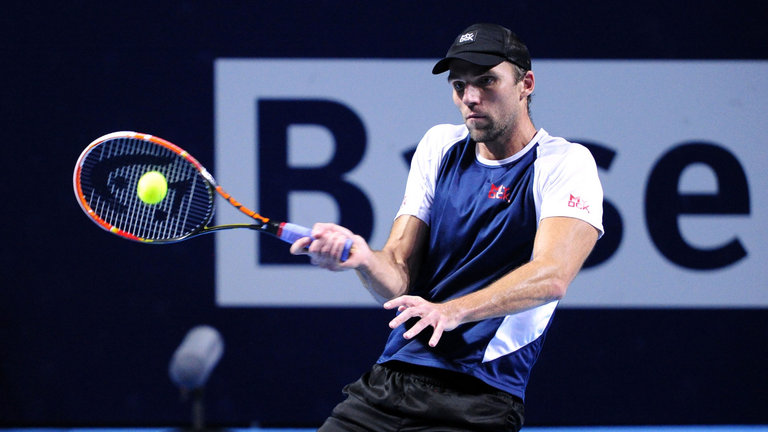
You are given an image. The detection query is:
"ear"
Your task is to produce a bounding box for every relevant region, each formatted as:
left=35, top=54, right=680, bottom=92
left=521, top=70, right=535, bottom=98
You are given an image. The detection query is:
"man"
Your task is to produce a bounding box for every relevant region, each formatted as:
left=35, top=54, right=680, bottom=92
left=291, top=23, right=604, bottom=432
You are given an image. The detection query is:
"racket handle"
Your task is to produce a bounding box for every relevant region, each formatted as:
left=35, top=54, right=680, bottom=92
left=278, top=222, right=353, bottom=262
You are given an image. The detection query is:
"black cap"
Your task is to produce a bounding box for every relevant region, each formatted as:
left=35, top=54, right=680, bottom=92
left=432, top=23, right=531, bottom=74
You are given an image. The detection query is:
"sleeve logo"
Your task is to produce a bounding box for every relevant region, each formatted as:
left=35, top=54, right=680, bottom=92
left=568, top=194, right=590, bottom=213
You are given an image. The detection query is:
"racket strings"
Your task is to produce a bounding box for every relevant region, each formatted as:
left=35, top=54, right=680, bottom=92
left=79, top=136, right=214, bottom=241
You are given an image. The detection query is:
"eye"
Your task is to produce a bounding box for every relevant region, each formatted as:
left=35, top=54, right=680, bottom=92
left=451, top=81, right=466, bottom=92
left=478, top=76, right=496, bottom=87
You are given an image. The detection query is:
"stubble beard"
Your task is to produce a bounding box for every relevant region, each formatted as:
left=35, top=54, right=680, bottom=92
left=467, top=116, right=513, bottom=147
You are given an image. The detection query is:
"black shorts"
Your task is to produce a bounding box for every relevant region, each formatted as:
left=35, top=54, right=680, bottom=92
left=318, top=361, right=525, bottom=432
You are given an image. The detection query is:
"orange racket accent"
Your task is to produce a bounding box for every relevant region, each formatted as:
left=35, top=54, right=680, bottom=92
left=214, top=185, right=269, bottom=223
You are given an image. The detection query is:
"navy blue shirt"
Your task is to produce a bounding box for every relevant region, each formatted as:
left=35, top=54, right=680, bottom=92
left=379, top=125, right=604, bottom=400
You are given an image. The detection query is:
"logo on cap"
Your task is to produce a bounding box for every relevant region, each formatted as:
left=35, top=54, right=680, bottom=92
left=458, top=31, right=477, bottom=44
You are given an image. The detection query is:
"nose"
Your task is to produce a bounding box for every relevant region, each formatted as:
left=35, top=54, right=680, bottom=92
left=461, top=84, right=481, bottom=107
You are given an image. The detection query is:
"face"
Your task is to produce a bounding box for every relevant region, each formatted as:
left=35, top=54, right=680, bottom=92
left=448, top=60, right=531, bottom=146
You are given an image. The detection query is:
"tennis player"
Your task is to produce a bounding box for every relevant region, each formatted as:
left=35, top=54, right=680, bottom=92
left=291, top=23, right=604, bottom=432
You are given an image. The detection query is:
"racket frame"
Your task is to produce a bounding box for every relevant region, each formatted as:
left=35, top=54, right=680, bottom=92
left=73, top=131, right=350, bottom=260
left=74, top=131, right=271, bottom=243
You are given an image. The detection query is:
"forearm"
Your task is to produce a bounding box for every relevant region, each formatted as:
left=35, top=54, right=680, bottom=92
left=356, top=215, right=429, bottom=303
left=446, top=217, right=598, bottom=325
left=355, top=249, right=410, bottom=303
left=446, top=259, right=567, bottom=324
left=383, top=217, right=598, bottom=347
left=383, top=258, right=568, bottom=347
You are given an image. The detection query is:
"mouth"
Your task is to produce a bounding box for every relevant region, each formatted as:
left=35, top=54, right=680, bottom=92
left=465, top=108, right=487, bottom=119
left=465, top=113, right=487, bottom=124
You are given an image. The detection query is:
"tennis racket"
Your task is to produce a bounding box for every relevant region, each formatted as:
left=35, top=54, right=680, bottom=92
left=73, top=131, right=352, bottom=261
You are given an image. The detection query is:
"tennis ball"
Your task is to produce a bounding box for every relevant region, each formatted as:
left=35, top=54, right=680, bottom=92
left=136, top=171, right=168, bottom=205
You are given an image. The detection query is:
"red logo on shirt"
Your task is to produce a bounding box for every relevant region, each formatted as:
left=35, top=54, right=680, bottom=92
left=568, top=194, right=590, bottom=213
left=488, top=183, right=511, bottom=202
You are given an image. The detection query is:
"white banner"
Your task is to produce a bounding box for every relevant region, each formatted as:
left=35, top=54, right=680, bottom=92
left=214, top=59, right=767, bottom=308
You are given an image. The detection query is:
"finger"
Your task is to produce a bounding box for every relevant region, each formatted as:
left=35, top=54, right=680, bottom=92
left=403, top=318, right=432, bottom=340
left=331, top=234, right=348, bottom=258
left=290, top=236, right=313, bottom=255
left=308, top=229, right=351, bottom=262
left=383, top=300, right=400, bottom=310
left=312, top=223, right=355, bottom=239
left=383, top=295, right=418, bottom=310
left=323, top=232, right=346, bottom=258
left=388, top=309, right=412, bottom=329
left=428, top=323, right=444, bottom=347
left=317, top=234, right=335, bottom=256
left=388, top=303, right=422, bottom=328
left=310, top=222, right=335, bottom=237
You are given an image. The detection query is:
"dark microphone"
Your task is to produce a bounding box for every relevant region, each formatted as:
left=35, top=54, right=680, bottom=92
left=169, top=325, right=224, bottom=390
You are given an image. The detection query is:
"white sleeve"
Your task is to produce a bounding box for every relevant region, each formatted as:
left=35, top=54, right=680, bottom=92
left=396, top=124, right=467, bottom=225
left=536, top=143, right=605, bottom=237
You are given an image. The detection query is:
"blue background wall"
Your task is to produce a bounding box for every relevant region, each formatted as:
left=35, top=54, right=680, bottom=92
left=2, top=1, right=767, bottom=428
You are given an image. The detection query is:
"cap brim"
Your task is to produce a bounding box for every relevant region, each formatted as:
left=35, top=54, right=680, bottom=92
left=431, top=52, right=505, bottom=74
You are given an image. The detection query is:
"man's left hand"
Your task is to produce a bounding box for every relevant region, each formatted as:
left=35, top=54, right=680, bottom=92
left=383, top=295, right=461, bottom=347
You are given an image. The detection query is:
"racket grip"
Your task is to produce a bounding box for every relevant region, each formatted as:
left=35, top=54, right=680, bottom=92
left=278, top=223, right=353, bottom=262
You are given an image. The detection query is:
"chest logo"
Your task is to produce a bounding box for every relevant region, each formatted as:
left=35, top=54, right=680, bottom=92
left=488, top=183, right=512, bottom=202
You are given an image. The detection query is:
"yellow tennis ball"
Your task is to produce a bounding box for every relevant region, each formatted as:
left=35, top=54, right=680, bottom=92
left=136, top=171, right=168, bottom=205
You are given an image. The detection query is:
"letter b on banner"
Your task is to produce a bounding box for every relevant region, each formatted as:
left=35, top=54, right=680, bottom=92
left=258, top=99, right=374, bottom=264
